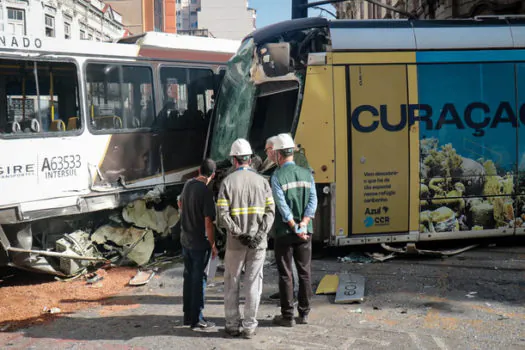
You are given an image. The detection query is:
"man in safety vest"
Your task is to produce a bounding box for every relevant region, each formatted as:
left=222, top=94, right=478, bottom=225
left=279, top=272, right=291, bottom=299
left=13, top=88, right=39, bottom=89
left=217, top=138, right=276, bottom=338
left=271, top=133, right=318, bottom=327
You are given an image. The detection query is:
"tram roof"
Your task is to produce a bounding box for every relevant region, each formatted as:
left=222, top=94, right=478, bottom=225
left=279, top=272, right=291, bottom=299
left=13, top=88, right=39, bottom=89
left=245, top=17, right=525, bottom=51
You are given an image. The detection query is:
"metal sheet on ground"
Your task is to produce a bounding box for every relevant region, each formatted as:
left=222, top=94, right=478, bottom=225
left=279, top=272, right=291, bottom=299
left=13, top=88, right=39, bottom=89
left=334, top=273, right=365, bottom=303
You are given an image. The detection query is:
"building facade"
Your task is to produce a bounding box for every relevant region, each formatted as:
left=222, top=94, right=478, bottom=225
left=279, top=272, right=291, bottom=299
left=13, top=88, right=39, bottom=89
left=333, top=0, right=525, bottom=20
left=175, top=0, right=199, bottom=34
left=105, top=0, right=176, bottom=35
left=0, top=0, right=125, bottom=41
left=176, top=0, right=255, bottom=40
left=198, top=0, right=255, bottom=40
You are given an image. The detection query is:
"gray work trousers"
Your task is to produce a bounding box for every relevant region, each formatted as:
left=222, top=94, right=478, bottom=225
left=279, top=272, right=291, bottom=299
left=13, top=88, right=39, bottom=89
left=224, top=246, right=266, bottom=331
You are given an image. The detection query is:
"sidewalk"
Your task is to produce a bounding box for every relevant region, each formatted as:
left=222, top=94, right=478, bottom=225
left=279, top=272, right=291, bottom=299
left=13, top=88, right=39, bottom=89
left=1, top=243, right=524, bottom=349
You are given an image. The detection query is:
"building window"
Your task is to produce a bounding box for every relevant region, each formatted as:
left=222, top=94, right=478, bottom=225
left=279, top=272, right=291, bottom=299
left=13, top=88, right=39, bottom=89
left=64, top=22, right=71, bottom=39
left=7, top=8, right=25, bottom=35
left=191, top=0, right=197, bottom=3
left=88, top=33, right=93, bottom=40
left=45, top=15, right=55, bottom=37
left=0, top=7, right=4, bottom=32
left=176, top=10, right=181, bottom=16
left=190, top=11, right=197, bottom=17
left=80, top=30, right=86, bottom=40
left=154, top=0, right=164, bottom=32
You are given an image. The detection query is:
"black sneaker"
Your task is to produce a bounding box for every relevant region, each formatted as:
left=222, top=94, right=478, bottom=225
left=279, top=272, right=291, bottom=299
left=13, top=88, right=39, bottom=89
left=272, top=315, right=295, bottom=327
left=191, top=320, right=215, bottom=330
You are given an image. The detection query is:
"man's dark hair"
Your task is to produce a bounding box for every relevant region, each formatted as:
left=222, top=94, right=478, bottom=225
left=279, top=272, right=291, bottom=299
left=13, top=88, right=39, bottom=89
left=234, top=155, right=251, bottom=165
left=200, top=158, right=216, bottom=177
left=278, top=149, right=294, bottom=158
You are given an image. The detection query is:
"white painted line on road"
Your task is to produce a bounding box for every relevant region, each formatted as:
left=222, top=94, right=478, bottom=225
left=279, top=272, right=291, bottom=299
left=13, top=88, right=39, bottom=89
left=432, top=335, right=449, bottom=350
left=409, top=332, right=427, bottom=350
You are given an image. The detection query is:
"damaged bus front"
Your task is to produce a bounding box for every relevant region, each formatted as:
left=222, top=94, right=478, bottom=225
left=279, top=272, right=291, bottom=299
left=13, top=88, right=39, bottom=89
left=0, top=32, right=239, bottom=276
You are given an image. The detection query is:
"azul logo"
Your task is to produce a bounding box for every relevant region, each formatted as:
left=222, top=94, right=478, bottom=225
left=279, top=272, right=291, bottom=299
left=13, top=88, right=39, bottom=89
left=364, top=206, right=390, bottom=228
left=351, top=102, right=525, bottom=137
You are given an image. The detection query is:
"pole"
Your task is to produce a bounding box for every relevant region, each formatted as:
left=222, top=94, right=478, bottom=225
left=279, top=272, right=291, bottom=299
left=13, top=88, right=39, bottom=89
left=292, top=0, right=308, bottom=19
left=7, top=247, right=109, bottom=262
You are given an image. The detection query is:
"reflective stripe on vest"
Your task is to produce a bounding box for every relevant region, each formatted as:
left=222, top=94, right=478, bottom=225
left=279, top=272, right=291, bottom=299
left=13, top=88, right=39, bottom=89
left=281, top=181, right=311, bottom=192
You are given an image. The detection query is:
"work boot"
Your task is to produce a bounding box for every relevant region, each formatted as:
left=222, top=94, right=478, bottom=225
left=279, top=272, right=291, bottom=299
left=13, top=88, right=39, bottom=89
left=243, top=328, right=256, bottom=339
left=297, top=314, right=309, bottom=325
left=225, top=327, right=241, bottom=337
left=272, top=315, right=295, bottom=327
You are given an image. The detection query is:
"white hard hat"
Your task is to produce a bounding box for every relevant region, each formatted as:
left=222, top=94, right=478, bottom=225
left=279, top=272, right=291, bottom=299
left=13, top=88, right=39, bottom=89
left=229, top=138, right=253, bottom=156
left=273, top=133, right=295, bottom=151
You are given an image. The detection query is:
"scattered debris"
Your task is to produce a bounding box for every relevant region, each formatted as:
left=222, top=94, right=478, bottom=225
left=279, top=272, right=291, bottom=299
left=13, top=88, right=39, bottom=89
left=466, top=291, right=477, bottom=298
left=129, top=269, right=156, bottom=286
left=349, top=308, right=363, bottom=313
left=334, top=273, right=365, bottom=304
left=381, top=242, right=479, bottom=257
left=497, top=314, right=509, bottom=320
left=316, top=274, right=339, bottom=295
left=373, top=306, right=381, bottom=310
left=366, top=252, right=397, bottom=262
left=42, top=306, right=61, bottom=314
left=400, top=309, right=408, bottom=314
left=337, top=252, right=375, bottom=264
left=86, top=273, right=104, bottom=284
left=0, top=323, right=11, bottom=332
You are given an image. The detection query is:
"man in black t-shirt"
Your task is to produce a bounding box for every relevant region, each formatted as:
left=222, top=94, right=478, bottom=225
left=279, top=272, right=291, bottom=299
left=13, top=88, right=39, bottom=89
left=178, top=158, right=218, bottom=330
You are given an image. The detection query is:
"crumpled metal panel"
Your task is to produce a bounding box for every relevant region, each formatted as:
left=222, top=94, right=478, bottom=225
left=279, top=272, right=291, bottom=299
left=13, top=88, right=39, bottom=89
left=122, top=199, right=179, bottom=236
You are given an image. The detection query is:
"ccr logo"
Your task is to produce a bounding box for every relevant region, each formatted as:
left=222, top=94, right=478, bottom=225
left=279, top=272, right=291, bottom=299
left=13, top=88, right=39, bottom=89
left=364, top=216, right=374, bottom=227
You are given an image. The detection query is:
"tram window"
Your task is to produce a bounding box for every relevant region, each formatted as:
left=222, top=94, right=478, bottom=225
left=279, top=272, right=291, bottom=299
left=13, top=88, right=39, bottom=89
left=86, top=63, right=155, bottom=132
left=157, top=66, right=214, bottom=132
left=0, top=59, right=81, bottom=136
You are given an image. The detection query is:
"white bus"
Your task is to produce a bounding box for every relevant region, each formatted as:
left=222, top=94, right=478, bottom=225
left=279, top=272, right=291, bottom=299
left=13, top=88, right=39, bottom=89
left=0, top=31, right=239, bottom=273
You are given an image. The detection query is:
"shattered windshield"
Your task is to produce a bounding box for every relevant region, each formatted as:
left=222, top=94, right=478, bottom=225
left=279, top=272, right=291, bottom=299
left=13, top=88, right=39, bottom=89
left=209, top=38, right=257, bottom=162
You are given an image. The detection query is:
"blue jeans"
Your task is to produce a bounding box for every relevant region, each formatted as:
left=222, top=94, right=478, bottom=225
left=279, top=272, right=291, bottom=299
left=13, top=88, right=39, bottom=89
left=182, top=247, right=211, bottom=326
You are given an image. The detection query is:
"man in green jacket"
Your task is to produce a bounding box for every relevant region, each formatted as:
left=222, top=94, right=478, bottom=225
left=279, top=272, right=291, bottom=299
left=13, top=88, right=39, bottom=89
left=270, top=133, right=318, bottom=327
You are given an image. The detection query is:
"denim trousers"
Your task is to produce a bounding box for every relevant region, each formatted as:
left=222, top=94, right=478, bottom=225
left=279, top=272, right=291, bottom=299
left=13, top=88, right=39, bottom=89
left=182, top=247, right=211, bottom=326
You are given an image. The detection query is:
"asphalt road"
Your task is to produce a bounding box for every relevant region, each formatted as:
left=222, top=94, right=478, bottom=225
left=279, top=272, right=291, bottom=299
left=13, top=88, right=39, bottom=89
left=1, top=239, right=525, bottom=350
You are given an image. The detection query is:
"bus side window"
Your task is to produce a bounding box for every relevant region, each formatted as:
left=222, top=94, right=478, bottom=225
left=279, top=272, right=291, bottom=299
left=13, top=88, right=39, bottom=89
left=157, top=66, right=215, bottom=169
left=157, top=66, right=214, bottom=131
left=85, top=63, right=155, bottom=132
left=0, top=59, right=81, bottom=136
